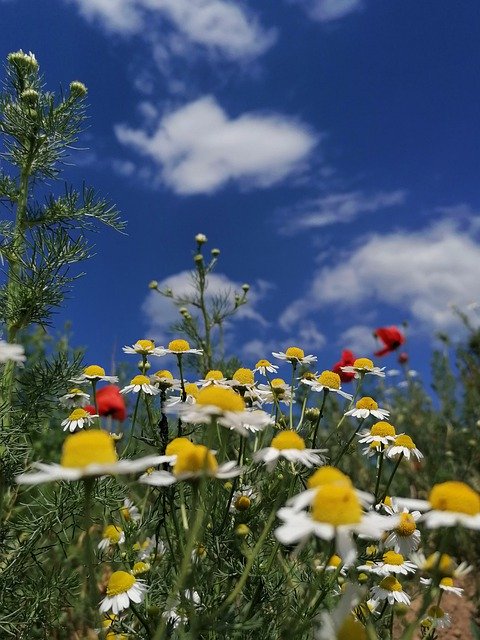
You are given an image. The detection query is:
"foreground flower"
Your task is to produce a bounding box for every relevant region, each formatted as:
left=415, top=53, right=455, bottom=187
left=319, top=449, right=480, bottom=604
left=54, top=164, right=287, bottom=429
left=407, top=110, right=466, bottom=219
left=0, top=340, right=26, bottom=363
left=122, top=339, right=163, bottom=356
left=99, top=571, right=147, bottom=615
left=386, top=434, right=423, bottom=461
left=302, top=370, right=353, bottom=400
left=59, top=388, right=90, bottom=409
left=332, top=349, right=356, bottom=383
left=344, top=397, right=389, bottom=420
left=254, top=431, right=327, bottom=471
left=71, top=365, right=118, bottom=384
left=15, top=430, right=172, bottom=484
left=120, top=375, right=160, bottom=396
left=156, top=339, right=202, bottom=356
left=374, top=326, right=405, bottom=357
left=272, top=346, right=317, bottom=366
left=341, top=358, right=385, bottom=379
left=316, top=585, right=366, bottom=640
left=98, top=525, right=125, bottom=551
left=370, top=576, right=410, bottom=605
left=61, top=408, right=98, bottom=432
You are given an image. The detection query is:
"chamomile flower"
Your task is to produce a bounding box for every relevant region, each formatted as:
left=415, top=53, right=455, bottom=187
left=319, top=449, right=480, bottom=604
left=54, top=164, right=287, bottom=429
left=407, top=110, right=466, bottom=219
left=322, top=554, right=348, bottom=575
left=134, top=535, right=165, bottom=560
left=272, top=346, right=317, bottom=366
left=368, top=551, right=417, bottom=576
left=254, top=359, right=279, bottom=375
left=254, top=431, right=327, bottom=472
left=122, top=339, right=163, bottom=356
left=370, top=576, right=410, bottom=605
left=228, top=368, right=256, bottom=392
left=132, top=561, right=150, bottom=576
left=165, top=382, right=200, bottom=407
left=0, top=340, right=26, bottom=363
left=59, top=388, right=91, bottom=409
left=301, top=370, right=353, bottom=400
left=71, top=365, right=119, bottom=384
left=156, top=339, right=202, bottom=356
left=99, top=571, right=147, bottom=615
left=151, top=370, right=181, bottom=391
left=98, top=525, right=125, bottom=551
left=344, top=397, right=389, bottom=420
left=358, top=421, right=397, bottom=446
left=257, top=378, right=293, bottom=405
left=316, top=585, right=365, bottom=640
left=120, top=375, right=160, bottom=396
left=15, top=430, right=173, bottom=484
left=341, top=358, right=385, bottom=379
left=419, top=577, right=464, bottom=597
left=422, top=605, right=451, bottom=629
left=198, top=370, right=229, bottom=387
left=121, top=498, right=141, bottom=523
left=383, top=506, right=421, bottom=556
left=410, top=552, right=472, bottom=578
left=61, top=408, right=98, bottom=432
left=230, top=486, right=257, bottom=513
left=162, top=590, right=202, bottom=629
left=386, top=434, right=423, bottom=461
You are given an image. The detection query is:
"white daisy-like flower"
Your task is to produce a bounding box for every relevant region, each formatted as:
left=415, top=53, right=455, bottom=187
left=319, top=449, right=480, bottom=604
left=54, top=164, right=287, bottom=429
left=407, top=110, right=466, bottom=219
left=315, top=584, right=364, bottom=640
left=409, top=552, right=472, bottom=579
left=358, top=421, right=397, bottom=446
left=71, top=365, right=119, bottom=384
left=121, top=498, right=141, bottom=523
left=254, top=431, right=327, bottom=472
left=301, top=370, right=353, bottom=400
left=99, top=570, right=147, bottom=615
left=0, top=340, right=26, bottom=363
left=227, top=367, right=257, bottom=391
left=253, top=359, right=279, bottom=375
left=171, top=386, right=272, bottom=436
left=122, top=339, right=164, bottom=356
left=272, top=346, right=317, bottom=366
left=386, top=434, right=423, bottom=461
left=341, top=357, right=385, bottom=379
left=361, top=440, right=383, bottom=458
left=120, top=375, right=160, bottom=396
left=156, top=339, right=203, bottom=356
left=230, top=486, right=257, bottom=513
left=257, top=378, right=293, bottom=405
left=344, top=396, right=389, bottom=420
left=139, top=442, right=242, bottom=487
left=61, top=408, right=98, bottom=432
left=197, top=369, right=229, bottom=387
left=165, top=383, right=199, bottom=407
left=97, top=525, right=125, bottom=551
left=420, top=577, right=464, bottom=597
left=162, top=590, right=202, bottom=629
left=396, top=480, right=480, bottom=530
left=422, top=605, right=451, bottom=629
left=150, top=369, right=181, bottom=391
left=383, top=505, right=421, bottom=556
left=319, top=554, right=348, bottom=576
left=367, top=550, right=417, bottom=576
left=134, top=535, right=166, bottom=560
left=15, top=430, right=174, bottom=485
left=370, top=576, right=410, bottom=605
left=59, top=387, right=90, bottom=409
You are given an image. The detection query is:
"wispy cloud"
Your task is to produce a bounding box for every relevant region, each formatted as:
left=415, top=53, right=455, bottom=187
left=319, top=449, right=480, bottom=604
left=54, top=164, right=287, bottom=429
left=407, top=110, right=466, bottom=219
left=280, top=189, right=407, bottom=234
left=115, top=95, right=316, bottom=194
left=289, top=0, right=363, bottom=23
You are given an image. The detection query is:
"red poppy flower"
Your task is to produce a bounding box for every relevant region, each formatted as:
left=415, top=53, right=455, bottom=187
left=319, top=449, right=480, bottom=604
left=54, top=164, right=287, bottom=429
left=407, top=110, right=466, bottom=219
left=373, top=326, right=405, bottom=357
left=85, top=385, right=126, bottom=421
left=398, top=351, right=409, bottom=364
left=332, top=349, right=356, bottom=383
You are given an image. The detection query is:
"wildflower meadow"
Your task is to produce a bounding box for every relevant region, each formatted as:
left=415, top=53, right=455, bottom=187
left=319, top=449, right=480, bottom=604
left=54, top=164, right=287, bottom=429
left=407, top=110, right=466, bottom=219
left=1, top=51, right=480, bottom=640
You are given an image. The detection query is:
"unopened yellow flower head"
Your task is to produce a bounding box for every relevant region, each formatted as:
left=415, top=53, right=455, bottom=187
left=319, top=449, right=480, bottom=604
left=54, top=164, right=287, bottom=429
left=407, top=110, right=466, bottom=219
left=424, top=553, right=455, bottom=576
left=205, top=370, right=224, bottom=380
left=285, top=346, right=305, bottom=360
left=370, top=421, right=396, bottom=438
left=353, top=358, right=374, bottom=370
left=106, top=571, right=136, bottom=596
left=271, top=430, right=305, bottom=451
left=234, top=495, right=251, bottom=511
left=429, top=481, right=480, bottom=515
left=393, top=434, right=417, bottom=449
left=337, top=614, right=367, bottom=640
left=356, top=396, right=378, bottom=410
left=130, top=375, right=150, bottom=386
left=102, top=525, right=123, bottom=544
left=165, top=437, right=195, bottom=457
left=155, top=370, right=173, bottom=380
left=173, top=444, right=218, bottom=476
left=235, top=524, right=250, bottom=537
left=312, top=484, right=362, bottom=526
left=84, top=364, right=106, bottom=377
left=396, top=513, right=417, bottom=537
left=307, top=466, right=351, bottom=489
left=383, top=551, right=404, bottom=566
left=232, top=368, right=254, bottom=385
left=184, top=383, right=199, bottom=399
left=317, top=370, right=341, bottom=390
left=132, top=561, right=150, bottom=575
left=8, top=50, right=38, bottom=72
left=61, top=430, right=117, bottom=468
left=168, top=339, right=190, bottom=352
left=196, top=386, right=246, bottom=412
left=379, top=576, right=403, bottom=592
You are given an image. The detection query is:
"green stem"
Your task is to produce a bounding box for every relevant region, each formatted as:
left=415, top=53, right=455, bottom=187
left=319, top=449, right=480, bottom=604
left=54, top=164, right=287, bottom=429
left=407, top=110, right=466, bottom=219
left=332, top=418, right=365, bottom=466
left=379, top=453, right=404, bottom=504
left=82, top=479, right=97, bottom=630
left=123, top=392, right=141, bottom=455
left=289, top=363, right=297, bottom=430
left=311, top=390, right=328, bottom=448
left=374, top=448, right=385, bottom=503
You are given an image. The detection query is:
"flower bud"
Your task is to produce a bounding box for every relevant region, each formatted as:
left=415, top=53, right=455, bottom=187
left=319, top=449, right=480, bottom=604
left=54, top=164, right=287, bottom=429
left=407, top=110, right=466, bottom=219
left=235, top=524, right=250, bottom=537
left=138, top=360, right=151, bottom=372
left=179, top=307, right=188, bottom=316
left=148, top=280, right=158, bottom=290
left=398, top=352, right=409, bottom=364
left=241, top=283, right=250, bottom=292
left=8, top=50, right=38, bottom=73
left=211, top=248, right=220, bottom=257
left=195, top=233, right=207, bottom=244
left=69, top=80, right=88, bottom=98
left=20, top=88, right=39, bottom=104
left=194, top=254, right=203, bottom=263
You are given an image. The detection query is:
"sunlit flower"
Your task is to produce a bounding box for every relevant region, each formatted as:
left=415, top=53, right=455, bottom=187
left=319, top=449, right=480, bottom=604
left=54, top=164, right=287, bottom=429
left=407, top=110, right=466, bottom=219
left=367, top=551, right=417, bottom=576
left=120, top=375, right=160, bottom=396
left=341, top=358, right=385, bottom=379
left=386, top=434, right=423, bottom=461
left=301, top=370, right=353, bottom=399
left=420, top=576, right=464, bottom=597
left=156, top=339, right=202, bottom=356
left=370, top=576, right=410, bottom=605
left=151, top=369, right=181, bottom=391
left=254, top=431, right=327, bottom=471
left=257, top=378, right=293, bottom=405
left=383, top=505, right=421, bottom=556
left=123, top=339, right=164, bottom=356
left=71, top=365, right=119, bottom=384
left=198, top=370, right=229, bottom=387
left=358, top=421, right=396, bottom=446
left=373, top=326, right=405, bottom=357
left=99, top=570, right=147, bottom=615
left=0, top=340, right=26, bottom=363
left=59, top=388, right=90, bottom=409
left=131, top=561, right=150, bottom=576
left=344, top=397, right=389, bottom=420
left=98, top=525, right=125, bottom=551
left=15, top=430, right=173, bottom=484
left=272, top=346, right=317, bottom=366
left=254, top=359, right=279, bottom=375
left=121, top=498, right=141, bottom=523
left=165, top=382, right=200, bottom=407
left=61, top=408, right=98, bottom=432
left=332, top=349, right=356, bottom=383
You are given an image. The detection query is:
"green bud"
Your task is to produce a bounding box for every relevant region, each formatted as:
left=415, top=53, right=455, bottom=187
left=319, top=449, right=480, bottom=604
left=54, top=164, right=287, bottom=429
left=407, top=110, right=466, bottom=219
left=211, top=248, right=220, bottom=256
left=20, top=88, right=39, bottom=104
left=148, top=280, right=158, bottom=289
left=7, top=50, right=38, bottom=73
left=69, top=80, right=87, bottom=98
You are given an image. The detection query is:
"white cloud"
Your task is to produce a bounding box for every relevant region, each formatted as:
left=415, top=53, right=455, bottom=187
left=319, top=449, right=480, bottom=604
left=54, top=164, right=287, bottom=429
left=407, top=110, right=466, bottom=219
left=115, top=96, right=316, bottom=194
left=281, top=189, right=406, bottom=233
left=291, top=0, right=363, bottom=22
left=280, top=220, right=480, bottom=335
left=338, top=325, right=376, bottom=354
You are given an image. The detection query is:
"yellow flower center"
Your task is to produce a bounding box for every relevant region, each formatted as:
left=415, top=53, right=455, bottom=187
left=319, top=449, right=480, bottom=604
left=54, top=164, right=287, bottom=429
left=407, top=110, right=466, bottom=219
left=383, top=496, right=392, bottom=507
left=379, top=576, right=402, bottom=592
left=337, top=615, right=367, bottom=640
left=132, top=561, right=150, bottom=575
left=356, top=396, right=378, bottom=410
left=393, top=434, right=416, bottom=449
left=271, top=378, right=286, bottom=387
left=185, top=383, right=199, bottom=398
left=255, top=359, right=271, bottom=368
left=317, top=370, right=341, bottom=389
left=165, top=437, right=195, bottom=456
left=427, top=605, right=445, bottom=619
left=302, top=371, right=317, bottom=381
left=61, top=430, right=118, bottom=468
left=121, top=506, right=131, bottom=521
left=68, top=408, right=89, bottom=420
left=440, top=577, right=454, bottom=588
left=382, top=551, right=405, bottom=566
left=136, top=339, right=155, bottom=351
left=429, top=481, right=480, bottom=515
left=353, top=358, right=374, bottom=370
left=234, top=496, right=251, bottom=511
left=369, top=440, right=382, bottom=450
left=196, top=386, right=246, bottom=412
left=106, top=570, right=136, bottom=596
left=173, top=444, right=218, bottom=476
left=103, top=524, right=123, bottom=544
left=311, top=485, right=362, bottom=526
left=424, top=553, right=454, bottom=576
left=130, top=375, right=150, bottom=386
left=205, top=370, right=224, bottom=380
left=396, top=512, right=416, bottom=537
left=370, top=421, right=396, bottom=437
left=68, top=388, right=84, bottom=395
left=285, top=346, right=305, bottom=360
left=84, top=364, right=106, bottom=377
left=154, top=370, right=173, bottom=380
left=270, top=430, right=306, bottom=450
left=168, top=339, right=190, bottom=352
left=232, top=368, right=254, bottom=385
left=327, top=554, right=342, bottom=568
left=307, top=466, right=351, bottom=489
left=106, top=633, right=128, bottom=640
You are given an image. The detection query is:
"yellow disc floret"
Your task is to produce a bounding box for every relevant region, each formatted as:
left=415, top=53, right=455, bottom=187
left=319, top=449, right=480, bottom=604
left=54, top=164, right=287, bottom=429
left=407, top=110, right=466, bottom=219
left=396, top=512, right=417, bottom=537
left=353, top=358, right=374, bottom=370
left=427, top=605, right=445, bottom=619
left=173, top=444, right=218, bottom=476
left=383, top=551, right=404, bottom=566
left=429, top=481, right=480, bottom=515
left=271, top=430, right=306, bottom=451
left=154, top=370, right=174, bottom=380
left=440, top=577, right=454, bottom=588
left=307, top=466, right=351, bottom=489
left=136, top=339, right=155, bottom=352
left=185, top=383, right=199, bottom=399
left=379, top=576, right=402, bottom=592
left=317, top=370, right=341, bottom=389
left=337, top=614, right=367, bottom=640
left=165, top=437, right=195, bottom=456
left=285, top=347, right=305, bottom=360
left=255, top=359, right=272, bottom=368
left=130, top=375, right=150, bottom=386
left=424, top=553, right=455, bottom=576
left=84, top=364, right=106, bottom=377
left=61, top=430, right=118, bottom=468
left=196, top=386, right=246, bottom=412
left=327, top=554, right=342, bottom=568
left=168, top=339, right=190, bottom=352
left=106, top=570, right=136, bottom=596
left=234, top=496, right=251, bottom=511
left=271, top=378, right=286, bottom=387
left=205, top=370, right=224, bottom=380
left=103, top=525, right=123, bottom=544
left=370, top=421, right=396, bottom=438
left=311, top=484, right=362, bottom=526
left=356, top=396, right=378, bottom=410
left=68, top=408, right=90, bottom=420
left=232, top=368, right=254, bottom=385
left=393, top=434, right=416, bottom=449
left=132, top=561, right=150, bottom=575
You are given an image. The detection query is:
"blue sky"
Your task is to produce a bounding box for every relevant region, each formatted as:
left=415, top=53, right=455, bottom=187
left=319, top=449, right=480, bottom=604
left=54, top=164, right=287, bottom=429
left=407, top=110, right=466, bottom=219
left=2, top=0, right=480, bottom=377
